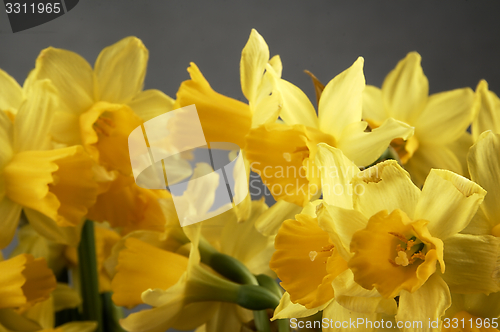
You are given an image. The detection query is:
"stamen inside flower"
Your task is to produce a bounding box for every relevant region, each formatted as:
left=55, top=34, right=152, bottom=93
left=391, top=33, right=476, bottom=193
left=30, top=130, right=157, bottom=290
left=389, top=232, right=426, bottom=267
left=309, top=244, right=335, bottom=262
left=93, top=116, right=116, bottom=136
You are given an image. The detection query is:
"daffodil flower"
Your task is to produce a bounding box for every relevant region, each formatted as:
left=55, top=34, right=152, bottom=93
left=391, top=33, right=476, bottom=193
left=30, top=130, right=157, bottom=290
left=0, top=254, right=56, bottom=309
left=245, top=56, right=413, bottom=206
left=0, top=72, right=97, bottom=248
left=363, top=52, right=477, bottom=186
left=0, top=283, right=97, bottom=332
left=315, top=144, right=499, bottom=331
left=472, top=80, right=500, bottom=141
left=26, top=36, right=175, bottom=232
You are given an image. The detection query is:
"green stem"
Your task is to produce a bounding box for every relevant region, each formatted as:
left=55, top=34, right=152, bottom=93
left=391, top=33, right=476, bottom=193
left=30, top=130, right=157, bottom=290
left=277, top=318, right=291, bottom=332
left=256, top=274, right=290, bottom=332
left=101, top=293, right=125, bottom=332
left=253, top=310, right=271, bottom=332
left=78, top=220, right=103, bottom=332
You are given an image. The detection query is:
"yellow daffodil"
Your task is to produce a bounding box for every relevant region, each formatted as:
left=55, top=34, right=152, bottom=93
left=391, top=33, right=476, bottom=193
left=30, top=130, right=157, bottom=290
left=472, top=80, right=500, bottom=141
left=245, top=56, right=413, bottom=206
left=0, top=284, right=96, bottom=332
left=314, top=144, right=499, bottom=331
left=0, top=254, right=56, bottom=309
left=0, top=71, right=97, bottom=248
left=363, top=52, right=477, bottom=186
left=26, top=36, right=174, bottom=232
left=175, top=29, right=282, bottom=149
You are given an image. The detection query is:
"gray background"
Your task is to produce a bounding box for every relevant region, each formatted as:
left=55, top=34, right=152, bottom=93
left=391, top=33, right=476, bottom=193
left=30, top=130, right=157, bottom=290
left=1, top=1, right=500, bottom=331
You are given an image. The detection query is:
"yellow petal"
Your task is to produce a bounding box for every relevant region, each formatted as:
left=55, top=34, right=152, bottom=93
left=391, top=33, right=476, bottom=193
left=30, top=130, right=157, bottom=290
left=362, top=85, right=387, bottom=127
left=245, top=123, right=319, bottom=206
left=473, top=80, right=500, bottom=140
left=94, top=37, right=148, bottom=104
left=120, top=297, right=184, bottom=332
left=254, top=199, right=302, bottom=236
left=415, top=88, right=475, bottom=144
left=128, top=89, right=175, bottom=122
left=240, top=29, right=270, bottom=103
left=0, top=254, right=56, bottom=309
left=29, top=47, right=94, bottom=114
left=13, top=79, right=57, bottom=152
left=315, top=143, right=360, bottom=210
left=468, top=131, right=500, bottom=229
left=404, top=143, right=463, bottom=187
left=111, top=237, right=188, bottom=308
left=351, top=160, right=420, bottom=219
left=415, top=169, right=486, bottom=240
left=332, top=269, right=397, bottom=315
left=338, top=118, right=414, bottom=166
left=0, top=197, right=22, bottom=249
left=0, top=110, right=13, bottom=169
left=50, top=111, right=81, bottom=146
left=447, top=131, right=472, bottom=179
left=396, top=274, right=450, bottom=332
left=270, top=214, right=347, bottom=308
left=268, top=55, right=282, bottom=77
left=318, top=57, right=365, bottom=139
left=382, top=52, right=429, bottom=124
left=175, top=62, right=251, bottom=147
left=0, top=68, right=23, bottom=113
left=276, top=78, right=318, bottom=128
left=52, top=283, right=81, bottom=312
left=441, top=234, right=500, bottom=294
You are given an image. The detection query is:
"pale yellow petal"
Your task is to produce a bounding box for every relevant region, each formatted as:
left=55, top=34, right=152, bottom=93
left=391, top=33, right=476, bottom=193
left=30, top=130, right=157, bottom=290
left=338, top=118, right=414, bottom=166
left=415, top=88, right=475, bottom=144
left=120, top=302, right=183, bottom=332
left=50, top=111, right=81, bottom=146
left=315, top=143, right=359, bottom=209
left=0, top=110, right=13, bottom=169
left=351, top=160, right=420, bottom=219
left=14, top=79, right=56, bottom=152
left=269, top=55, right=282, bottom=77
left=94, top=37, right=148, bottom=104
left=473, top=80, right=500, bottom=140
left=468, top=131, right=500, bottom=228
left=317, top=203, right=368, bottom=262
left=441, top=234, right=500, bottom=294
left=250, top=67, right=281, bottom=127
left=59, top=322, right=98, bottom=332
left=254, top=199, right=302, bottom=236
left=446, top=131, right=472, bottom=179
left=396, top=274, right=451, bottom=332
left=0, top=308, right=42, bottom=331
left=276, top=78, right=318, bottom=128
left=240, top=29, right=270, bottom=102
left=128, top=89, right=175, bottom=122
left=322, top=301, right=379, bottom=332
left=0, top=198, right=21, bottom=249
left=415, top=169, right=486, bottom=240
left=30, top=47, right=94, bottom=114
left=382, top=52, right=429, bottom=124
left=272, top=292, right=328, bottom=320
left=404, top=143, right=463, bottom=188
left=52, top=283, right=81, bottom=312
left=24, top=208, right=82, bottom=246
left=362, top=85, right=387, bottom=127
left=0, top=68, right=23, bottom=113
left=318, top=57, right=365, bottom=139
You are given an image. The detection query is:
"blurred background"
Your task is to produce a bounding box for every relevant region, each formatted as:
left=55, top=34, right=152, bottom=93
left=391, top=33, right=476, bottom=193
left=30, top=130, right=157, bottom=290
left=1, top=1, right=500, bottom=330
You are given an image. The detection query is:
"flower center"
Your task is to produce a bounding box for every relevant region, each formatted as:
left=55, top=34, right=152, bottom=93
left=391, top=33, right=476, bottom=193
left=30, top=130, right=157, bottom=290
left=309, top=244, right=335, bottom=262
left=388, top=233, right=426, bottom=267
left=93, top=116, right=116, bottom=137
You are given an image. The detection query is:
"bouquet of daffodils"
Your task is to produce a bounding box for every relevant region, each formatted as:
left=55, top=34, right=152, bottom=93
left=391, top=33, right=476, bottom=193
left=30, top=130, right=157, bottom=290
left=1, top=29, right=499, bottom=332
